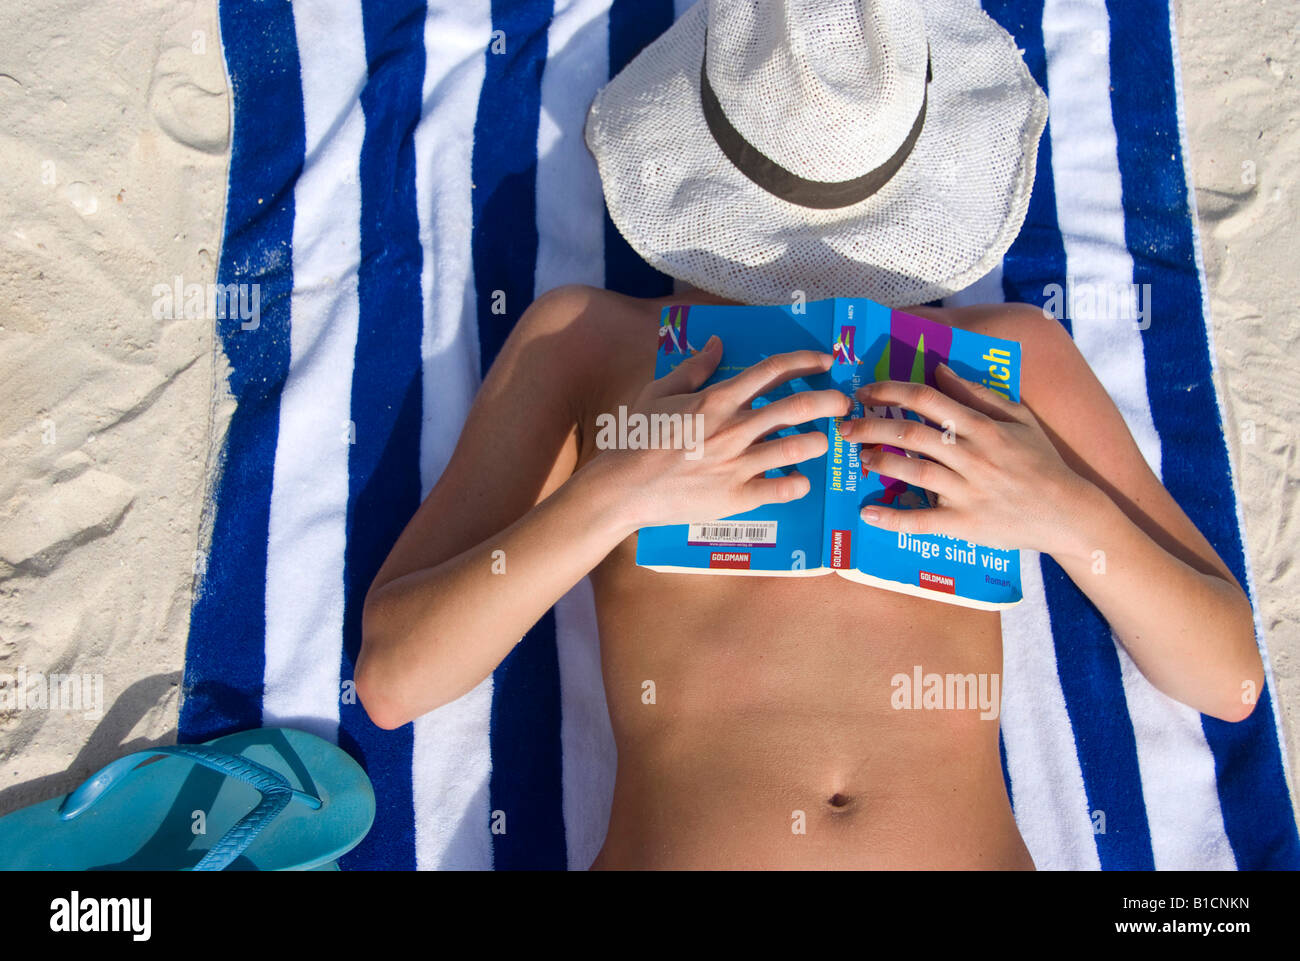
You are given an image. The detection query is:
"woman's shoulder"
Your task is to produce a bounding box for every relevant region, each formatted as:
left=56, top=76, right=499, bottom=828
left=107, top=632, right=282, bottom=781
left=899, top=300, right=1062, bottom=341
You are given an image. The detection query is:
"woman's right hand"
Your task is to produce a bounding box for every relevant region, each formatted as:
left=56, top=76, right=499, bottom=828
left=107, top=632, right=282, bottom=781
left=590, top=335, right=852, bottom=530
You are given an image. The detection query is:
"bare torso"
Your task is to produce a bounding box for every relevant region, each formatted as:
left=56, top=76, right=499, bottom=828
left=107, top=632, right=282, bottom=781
left=577, top=290, right=1033, bottom=870
left=365, top=278, right=1250, bottom=866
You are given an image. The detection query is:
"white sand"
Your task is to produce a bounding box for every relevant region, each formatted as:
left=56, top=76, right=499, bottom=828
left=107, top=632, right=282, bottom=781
left=0, top=0, right=1295, bottom=837
left=0, top=0, right=230, bottom=810
left=1177, top=0, right=1299, bottom=810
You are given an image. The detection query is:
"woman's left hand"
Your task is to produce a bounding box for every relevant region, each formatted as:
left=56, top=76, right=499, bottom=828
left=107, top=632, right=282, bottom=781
left=840, top=363, right=1094, bottom=553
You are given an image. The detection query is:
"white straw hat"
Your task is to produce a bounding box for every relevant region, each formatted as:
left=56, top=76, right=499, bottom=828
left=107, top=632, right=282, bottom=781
left=584, top=0, right=1049, bottom=307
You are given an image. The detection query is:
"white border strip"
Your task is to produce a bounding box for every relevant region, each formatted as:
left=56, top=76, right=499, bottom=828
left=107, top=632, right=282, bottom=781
left=261, top=0, right=368, bottom=739
left=410, top=0, right=497, bottom=871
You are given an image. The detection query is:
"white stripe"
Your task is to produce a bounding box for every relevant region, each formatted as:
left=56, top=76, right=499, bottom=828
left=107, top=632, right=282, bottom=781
left=261, top=0, right=368, bottom=739
left=410, top=0, right=497, bottom=871
left=1042, top=1, right=1160, bottom=472
left=1043, top=0, right=1232, bottom=866
left=535, top=0, right=617, bottom=870
left=413, top=676, right=495, bottom=870
left=1116, top=641, right=1236, bottom=868
left=554, top=579, right=617, bottom=869
left=535, top=0, right=612, bottom=293
left=1001, top=552, right=1101, bottom=868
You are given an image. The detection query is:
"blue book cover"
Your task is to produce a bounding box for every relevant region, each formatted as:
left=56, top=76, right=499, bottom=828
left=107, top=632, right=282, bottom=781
left=634, top=297, right=1023, bottom=610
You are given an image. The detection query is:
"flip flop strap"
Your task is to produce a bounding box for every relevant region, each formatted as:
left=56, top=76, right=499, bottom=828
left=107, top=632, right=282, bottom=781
left=59, top=744, right=323, bottom=871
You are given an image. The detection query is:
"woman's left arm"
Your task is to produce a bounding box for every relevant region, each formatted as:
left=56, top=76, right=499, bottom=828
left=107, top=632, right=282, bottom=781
left=841, top=304, right=1261, bottom=722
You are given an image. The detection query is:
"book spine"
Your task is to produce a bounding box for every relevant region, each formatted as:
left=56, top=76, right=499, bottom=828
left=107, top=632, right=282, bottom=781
left=823, top=299, right=864, bottom=571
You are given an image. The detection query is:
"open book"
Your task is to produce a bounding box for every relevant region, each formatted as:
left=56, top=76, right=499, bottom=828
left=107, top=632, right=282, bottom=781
left=634, top=297, right=1023, bottom=610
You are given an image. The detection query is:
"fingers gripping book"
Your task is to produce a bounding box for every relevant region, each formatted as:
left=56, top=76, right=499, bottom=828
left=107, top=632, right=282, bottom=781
left=634, top=297, right=1024, bottom=610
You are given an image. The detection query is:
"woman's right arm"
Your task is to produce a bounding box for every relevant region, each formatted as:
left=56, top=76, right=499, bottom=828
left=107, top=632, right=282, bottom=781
left=359, top=453, right=639, bottom=728
left=356, top=286, right=848, bottom=729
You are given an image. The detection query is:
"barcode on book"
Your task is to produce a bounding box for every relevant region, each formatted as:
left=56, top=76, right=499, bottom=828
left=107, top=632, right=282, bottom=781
left=687, top=521, right=778, bottom=547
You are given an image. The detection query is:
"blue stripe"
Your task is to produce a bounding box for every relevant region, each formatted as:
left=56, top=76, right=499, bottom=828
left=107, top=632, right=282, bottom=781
left=981, top=0, right=1069, bottom=318
left=603, top=0, right=676, bottom=298
left=181, top=0, right=304, bottom=743
left=984, top=0, right=1153, bottom=869
left=337, top=0, right=429, bottom=871
left=472, top=0, right=567, bottom=870
left=1105, top=0, right=1300, bottom=869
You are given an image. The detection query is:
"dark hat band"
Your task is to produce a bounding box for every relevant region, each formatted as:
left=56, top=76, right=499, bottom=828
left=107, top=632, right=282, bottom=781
left=699, top=34, right=932, bottom=210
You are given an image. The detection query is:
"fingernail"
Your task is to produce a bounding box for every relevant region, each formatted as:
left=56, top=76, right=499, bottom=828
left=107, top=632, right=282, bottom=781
left=861, top=508, right=880, bottom=522
left=936, top=362, right=954, bottom=376
left=705, top=334, right=719, bottom=351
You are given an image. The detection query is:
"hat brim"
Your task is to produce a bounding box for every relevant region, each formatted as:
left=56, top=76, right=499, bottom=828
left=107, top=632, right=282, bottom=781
left=584, top=0, right=1049, bottom=307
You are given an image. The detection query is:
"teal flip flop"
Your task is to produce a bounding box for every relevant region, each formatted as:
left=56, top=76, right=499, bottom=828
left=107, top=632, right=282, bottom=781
left=0, top=728, right=375, bottom=870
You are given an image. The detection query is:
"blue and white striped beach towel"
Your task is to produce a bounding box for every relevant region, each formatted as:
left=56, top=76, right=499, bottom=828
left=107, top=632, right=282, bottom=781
left=183, top=0, right=1300, bottom=869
